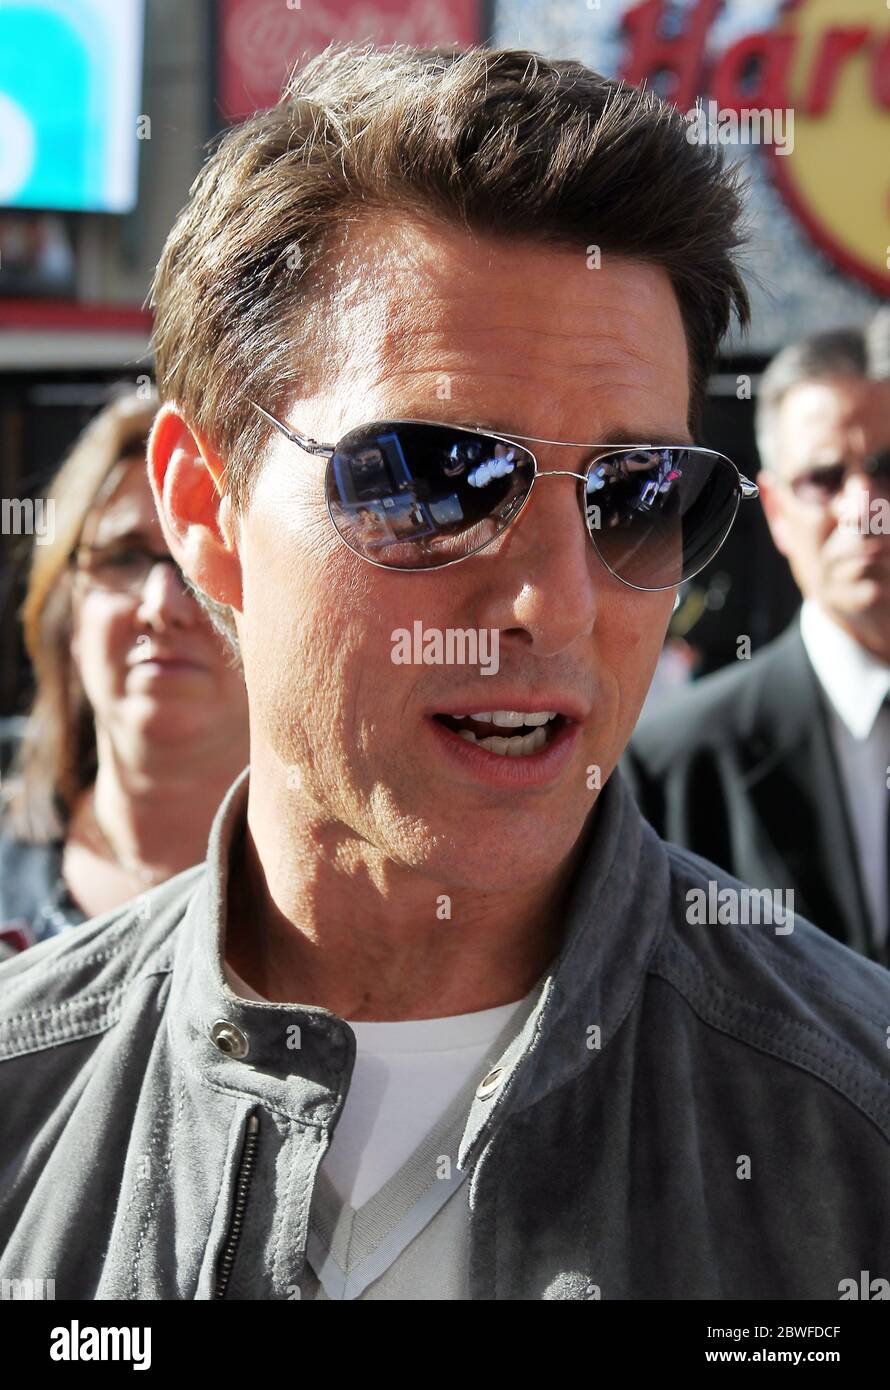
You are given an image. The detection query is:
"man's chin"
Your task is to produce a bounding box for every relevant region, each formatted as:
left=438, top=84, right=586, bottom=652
left=826, top=574, right=889, bottom=610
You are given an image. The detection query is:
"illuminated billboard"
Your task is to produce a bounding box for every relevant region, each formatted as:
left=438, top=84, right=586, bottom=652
left=0, top=0, right=145, bottom=213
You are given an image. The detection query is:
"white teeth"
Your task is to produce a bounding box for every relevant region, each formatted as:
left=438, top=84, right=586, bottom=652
left=468, top=709, right=558, bottom=728
left=529, top=725, right=549, bottom=752
left=492, top=710, right=526, bottom=727
left=448, top=710, right=562, bottom=757
left=457, top=724, right=550, bottom=757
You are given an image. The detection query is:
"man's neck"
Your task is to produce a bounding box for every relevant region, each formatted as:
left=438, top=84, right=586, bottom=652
left=225, top=804, right=589, bottom=1021
left=808, top=598, right=890, bottom=668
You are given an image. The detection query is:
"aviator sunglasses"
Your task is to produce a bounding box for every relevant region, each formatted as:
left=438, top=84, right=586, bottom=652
left=250, top=401, right=759, bottom=591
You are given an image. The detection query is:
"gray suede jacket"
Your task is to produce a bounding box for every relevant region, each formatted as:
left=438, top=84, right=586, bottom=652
left=1, top=768, right=889, bottom=1300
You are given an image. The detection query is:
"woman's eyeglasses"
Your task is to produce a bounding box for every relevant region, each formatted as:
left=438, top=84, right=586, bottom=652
left=69, top=543, right=186, bottom=596
left=786, top=451, right=890, bottom=506
left=249, top=401, right=759, bottom=591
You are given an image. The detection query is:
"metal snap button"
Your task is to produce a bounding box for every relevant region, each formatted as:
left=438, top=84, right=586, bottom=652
left=476, top=1066, right=505, bottom=1100
left=210, top=1019, right=250, bottom=1059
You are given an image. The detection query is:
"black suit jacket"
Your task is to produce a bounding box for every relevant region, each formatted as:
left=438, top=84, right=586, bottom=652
left=623, top=621, right=886, bottom=966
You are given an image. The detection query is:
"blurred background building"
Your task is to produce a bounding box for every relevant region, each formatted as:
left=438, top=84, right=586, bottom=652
left=1, top=0, right=888, bottom=716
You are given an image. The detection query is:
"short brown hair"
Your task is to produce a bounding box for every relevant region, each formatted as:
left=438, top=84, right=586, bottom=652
left=755, top=315, right=890, bottom=473
left=151, top=41, right=751, bottom=511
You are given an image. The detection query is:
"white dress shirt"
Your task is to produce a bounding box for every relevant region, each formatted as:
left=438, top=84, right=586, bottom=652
left=799, top=600, right=890, bottom=946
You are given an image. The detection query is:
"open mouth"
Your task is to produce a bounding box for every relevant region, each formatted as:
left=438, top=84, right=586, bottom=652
left=433, top=710, right=566, bottom=757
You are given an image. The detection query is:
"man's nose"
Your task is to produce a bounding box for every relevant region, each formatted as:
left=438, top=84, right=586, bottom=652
left=135, top=559, right=195, bottom=629
left=484, top=471, right=599, bottom=654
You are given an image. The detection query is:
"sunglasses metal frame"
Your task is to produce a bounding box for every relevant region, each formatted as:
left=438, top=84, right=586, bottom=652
left=249, top=400, right=759, bottom=590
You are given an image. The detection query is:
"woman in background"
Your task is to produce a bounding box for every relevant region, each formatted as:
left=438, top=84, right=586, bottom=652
left=0, top=388, right=249, bottom=952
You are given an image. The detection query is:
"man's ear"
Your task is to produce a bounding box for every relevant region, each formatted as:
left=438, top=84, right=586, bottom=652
left=756, top=470, right=794, bottom=561
left=147, top=404, right=242, bottom=611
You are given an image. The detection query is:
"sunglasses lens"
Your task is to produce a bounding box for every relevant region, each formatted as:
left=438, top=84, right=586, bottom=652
left=585, top=448, right=739, bottom=589
left=325, top=423, right=535, bottom=568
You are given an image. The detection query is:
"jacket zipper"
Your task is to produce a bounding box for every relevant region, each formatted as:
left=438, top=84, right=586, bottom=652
left=214, top=1112, right=260, bottom=1299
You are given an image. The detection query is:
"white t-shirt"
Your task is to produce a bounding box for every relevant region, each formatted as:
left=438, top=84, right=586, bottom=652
left=223, top=959, right=530, bottom=1209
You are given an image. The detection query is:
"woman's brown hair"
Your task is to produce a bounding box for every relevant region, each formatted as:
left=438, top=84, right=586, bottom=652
left=3, top=388, right=158, bottom=843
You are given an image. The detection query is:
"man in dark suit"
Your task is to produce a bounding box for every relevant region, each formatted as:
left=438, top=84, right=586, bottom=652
left=627, top=318, right=890, bottom=967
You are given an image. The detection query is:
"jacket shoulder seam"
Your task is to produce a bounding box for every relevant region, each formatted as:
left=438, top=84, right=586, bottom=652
left=652, top=932, right=890, bottom=1138
left=0, top=955, right=174, bottom=1059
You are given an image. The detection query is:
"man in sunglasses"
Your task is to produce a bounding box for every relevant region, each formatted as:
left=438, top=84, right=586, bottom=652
left=630, top=322, right=890, bottom=971
left=1, top=44, right=889, bottom=1302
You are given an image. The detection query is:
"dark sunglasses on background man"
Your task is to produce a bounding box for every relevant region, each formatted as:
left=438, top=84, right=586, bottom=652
left=786, top=450, right=890, bottom=506
left=250, top=402, right=759, bottom=591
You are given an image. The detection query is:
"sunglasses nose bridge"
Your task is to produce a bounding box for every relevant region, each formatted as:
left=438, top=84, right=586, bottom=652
left=513, top=466, right=600, bottom=552
left=530, top=466, right=590, bottom=483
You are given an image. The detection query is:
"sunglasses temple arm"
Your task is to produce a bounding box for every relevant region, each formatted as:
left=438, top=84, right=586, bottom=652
left=248, top=399, right=334, bottom=458
left=739, top=474, right=759, bottom=500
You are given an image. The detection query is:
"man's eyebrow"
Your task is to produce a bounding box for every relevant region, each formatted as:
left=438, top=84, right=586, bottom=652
left=390, top=406, right=510, bottom=432
left=592, top=428, right=695, bottom=448
left=395, top=409, right=694, bottom=447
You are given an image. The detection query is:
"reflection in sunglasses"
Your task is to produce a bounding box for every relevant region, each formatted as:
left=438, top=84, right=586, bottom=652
left=318, top=418, right=746, bottom=586
left=467, top=447, right=518, bottom=489
left=586, top=451, right=684, bottom=517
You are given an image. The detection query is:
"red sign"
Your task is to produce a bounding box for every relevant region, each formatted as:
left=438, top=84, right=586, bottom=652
left=619, top=0, right=890, bottom=296
left=216, top=0, right=484, bottom=124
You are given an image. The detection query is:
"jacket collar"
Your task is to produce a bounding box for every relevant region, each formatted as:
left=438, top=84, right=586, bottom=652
left=167, top=765, right=670, bottom=1159
left=744, top=620, right=823, bottom=764
left=168, top=768, right=357, bottom=1129
left=742, top=620, right=873, bottom=953
left=456, top=766, right=670, bottom=1169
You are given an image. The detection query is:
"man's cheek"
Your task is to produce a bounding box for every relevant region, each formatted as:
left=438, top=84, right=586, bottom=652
left=613, top=605, right=668, bottom=673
